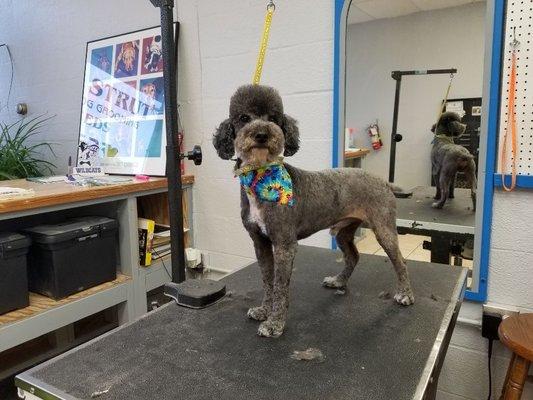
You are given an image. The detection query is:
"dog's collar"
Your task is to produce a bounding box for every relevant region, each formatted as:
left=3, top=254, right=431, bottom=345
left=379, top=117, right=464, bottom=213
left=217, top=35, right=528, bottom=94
left=235, top=158, right=295, bottom=206
left=433, top=134, right=455, bottom=145
left=234, top=156, right=284, bottom=176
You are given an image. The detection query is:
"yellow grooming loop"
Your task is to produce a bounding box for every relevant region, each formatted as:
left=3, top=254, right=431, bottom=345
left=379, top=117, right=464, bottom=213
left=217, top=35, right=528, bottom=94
left=434, top=73, right=455, bottom=133
left=253, top=1, right=275, bottom=85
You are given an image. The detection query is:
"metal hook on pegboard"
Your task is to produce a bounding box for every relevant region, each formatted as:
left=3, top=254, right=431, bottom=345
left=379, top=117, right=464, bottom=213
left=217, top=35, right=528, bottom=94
left=510, top=26, right=520, bottom=48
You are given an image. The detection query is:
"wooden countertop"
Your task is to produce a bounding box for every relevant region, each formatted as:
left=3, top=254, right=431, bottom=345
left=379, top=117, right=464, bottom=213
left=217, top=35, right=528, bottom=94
left=344, top=148, right=371, bottom=159
left=0, top=175, right=194, bottom=215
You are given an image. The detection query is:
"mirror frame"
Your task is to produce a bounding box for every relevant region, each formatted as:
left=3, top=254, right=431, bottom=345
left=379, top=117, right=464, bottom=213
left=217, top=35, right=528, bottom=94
left=332, top=0, right=506, bottom=302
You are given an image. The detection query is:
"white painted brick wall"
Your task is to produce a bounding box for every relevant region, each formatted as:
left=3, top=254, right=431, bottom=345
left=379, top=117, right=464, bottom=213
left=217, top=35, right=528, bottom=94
left=437, top=190, right=533, bottom=400
left=194, top=0, right=334, bottom=266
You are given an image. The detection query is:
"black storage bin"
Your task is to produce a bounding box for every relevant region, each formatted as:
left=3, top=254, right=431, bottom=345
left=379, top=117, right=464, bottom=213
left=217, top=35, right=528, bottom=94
left=25, top=217, right=118, bottom=300
left=0, top=233, right=31, bottom=314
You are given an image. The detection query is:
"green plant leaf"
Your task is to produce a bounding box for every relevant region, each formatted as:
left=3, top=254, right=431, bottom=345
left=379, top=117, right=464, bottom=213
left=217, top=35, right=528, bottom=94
left=0, top=114, right=57, bottom=180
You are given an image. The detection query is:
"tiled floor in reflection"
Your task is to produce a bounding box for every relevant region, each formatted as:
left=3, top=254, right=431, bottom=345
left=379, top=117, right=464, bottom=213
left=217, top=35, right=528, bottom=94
left=355, top=230, right=473, bottom=270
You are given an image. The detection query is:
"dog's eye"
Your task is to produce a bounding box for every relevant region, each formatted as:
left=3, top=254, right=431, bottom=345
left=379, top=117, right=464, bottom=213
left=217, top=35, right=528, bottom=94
left=268, top=115, right=277, bottom=123
left=239, top=114, right=251, bottom=123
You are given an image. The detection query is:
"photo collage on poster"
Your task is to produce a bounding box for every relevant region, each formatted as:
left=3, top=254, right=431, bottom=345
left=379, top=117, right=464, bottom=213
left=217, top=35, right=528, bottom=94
left=78, top=26, right=169, bottom=175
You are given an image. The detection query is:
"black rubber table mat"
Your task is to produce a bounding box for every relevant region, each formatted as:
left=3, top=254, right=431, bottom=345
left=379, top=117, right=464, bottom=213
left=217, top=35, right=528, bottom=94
left=26, top=246, right=465, bottom=400
left=396, top=186, right=475, bottom=228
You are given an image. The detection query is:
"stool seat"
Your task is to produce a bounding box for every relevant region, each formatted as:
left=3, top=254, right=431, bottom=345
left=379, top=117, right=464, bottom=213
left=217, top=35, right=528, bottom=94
left=499, top=313, right=533, bottom=361
left=498, top=313, right=533, bottom=400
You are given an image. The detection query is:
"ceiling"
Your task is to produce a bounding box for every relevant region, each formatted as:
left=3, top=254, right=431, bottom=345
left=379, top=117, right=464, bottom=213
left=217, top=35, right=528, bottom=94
left=348, top=0, right=485, bottom=25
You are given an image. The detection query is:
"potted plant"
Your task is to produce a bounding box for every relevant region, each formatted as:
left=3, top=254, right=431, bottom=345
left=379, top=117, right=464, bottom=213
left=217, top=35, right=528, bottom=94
left=0, top=115, right=56, bottom=180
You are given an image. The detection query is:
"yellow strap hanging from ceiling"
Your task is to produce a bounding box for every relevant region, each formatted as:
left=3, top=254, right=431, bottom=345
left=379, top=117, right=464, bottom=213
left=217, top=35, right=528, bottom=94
left=253, top=1, right=275, bottom=85
left=433, top=73, right=455, bottom=138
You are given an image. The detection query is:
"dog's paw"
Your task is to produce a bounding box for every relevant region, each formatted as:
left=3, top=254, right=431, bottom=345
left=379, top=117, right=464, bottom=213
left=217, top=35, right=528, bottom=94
left=322, top=275, right=346, bottom=289
left=394, top=289, right=415, bottom=306
left=247, top=306, right=269, bottom=321
left=257, top=319, right=285, bottom=338
left=431, top=202, right=443, bottom=209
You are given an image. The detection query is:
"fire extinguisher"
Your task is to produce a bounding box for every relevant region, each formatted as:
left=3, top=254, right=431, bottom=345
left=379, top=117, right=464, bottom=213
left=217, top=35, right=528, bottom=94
left=368, top=122, right=382, bottom=150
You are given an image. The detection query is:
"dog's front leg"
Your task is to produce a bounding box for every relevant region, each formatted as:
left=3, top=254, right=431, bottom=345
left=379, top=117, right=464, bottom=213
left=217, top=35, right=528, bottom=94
left=247, top=232, right=274, bottom=322
left=257, top=241, right=297, bottom=338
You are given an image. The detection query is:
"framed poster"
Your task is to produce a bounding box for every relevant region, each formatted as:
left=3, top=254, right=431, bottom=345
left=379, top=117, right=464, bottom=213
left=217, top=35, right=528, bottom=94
left=77, top=25, right=177, bottom=175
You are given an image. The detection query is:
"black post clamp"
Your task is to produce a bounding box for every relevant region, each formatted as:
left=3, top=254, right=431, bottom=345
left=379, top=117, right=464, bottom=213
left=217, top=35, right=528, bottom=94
left=164, top=279, right=226, bottom=309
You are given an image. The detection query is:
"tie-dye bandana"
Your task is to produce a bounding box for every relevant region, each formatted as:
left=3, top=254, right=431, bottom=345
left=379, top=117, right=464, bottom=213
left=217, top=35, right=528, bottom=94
left=236, top=160, right=295, bottom=206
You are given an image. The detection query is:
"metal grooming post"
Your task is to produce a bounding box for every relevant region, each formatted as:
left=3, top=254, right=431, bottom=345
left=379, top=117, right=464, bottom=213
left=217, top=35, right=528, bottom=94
left=388, top=68, right=457, bottom=183
left=149, top=0, right=185, bottom=283
left=149, top=0, right=223, bottom=307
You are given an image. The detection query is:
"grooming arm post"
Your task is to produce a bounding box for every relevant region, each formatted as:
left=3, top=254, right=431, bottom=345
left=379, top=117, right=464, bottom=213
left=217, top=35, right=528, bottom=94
left=150, top=0, right=186, bottom=283
left=389, top=72, right=402, bottom=183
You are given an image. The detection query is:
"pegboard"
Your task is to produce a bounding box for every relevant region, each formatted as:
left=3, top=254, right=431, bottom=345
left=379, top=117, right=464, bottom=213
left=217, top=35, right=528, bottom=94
left=497, top=0, right=533, bottom=175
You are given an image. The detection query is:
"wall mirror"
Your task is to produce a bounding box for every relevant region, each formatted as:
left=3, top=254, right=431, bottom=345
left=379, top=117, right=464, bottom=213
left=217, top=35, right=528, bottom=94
left=334, top=0, right=505, bottom=300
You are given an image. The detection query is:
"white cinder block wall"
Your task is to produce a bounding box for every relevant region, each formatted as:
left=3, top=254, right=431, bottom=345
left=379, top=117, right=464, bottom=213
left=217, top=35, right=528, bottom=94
left=191, top=0, right=334, bottom=272
left=1, top=1, right=532, bottom=399
left=437, top=189, right=533, bottom=400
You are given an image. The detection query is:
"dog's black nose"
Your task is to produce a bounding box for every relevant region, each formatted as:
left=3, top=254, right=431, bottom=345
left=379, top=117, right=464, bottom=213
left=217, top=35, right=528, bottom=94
left=255, top=132, right=268, bottom=144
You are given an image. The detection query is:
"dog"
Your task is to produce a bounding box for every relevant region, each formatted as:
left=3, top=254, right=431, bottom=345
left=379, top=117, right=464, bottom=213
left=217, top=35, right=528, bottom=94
left=430, top=112, right=477, bottom=211
left=115, top=41, right=138, bottom=75
left=144, top=35, right=162, bottom=72
left=141, top=82, right=156, bottom=101
left=213, top=85, right=414, bottom=338
left=140, top=82, right=157, bottom=114
left=96, top=52, right=111, bottom=73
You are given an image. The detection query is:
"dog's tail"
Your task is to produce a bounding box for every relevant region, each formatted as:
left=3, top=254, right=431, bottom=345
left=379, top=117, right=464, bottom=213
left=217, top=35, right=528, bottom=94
left=457, top=152, right=475, bottom=168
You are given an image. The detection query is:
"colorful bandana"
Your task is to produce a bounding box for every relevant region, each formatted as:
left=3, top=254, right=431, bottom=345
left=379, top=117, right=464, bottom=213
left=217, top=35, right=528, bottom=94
left=236, top=160, right=295, bottom=206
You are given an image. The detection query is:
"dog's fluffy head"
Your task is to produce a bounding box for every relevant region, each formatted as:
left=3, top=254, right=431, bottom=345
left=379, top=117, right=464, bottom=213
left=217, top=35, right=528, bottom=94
left=142, top=83, right=156, bottom=99
left=212, top=85, right=300, bottom=163
left=431, top=111, right=467, bottom=137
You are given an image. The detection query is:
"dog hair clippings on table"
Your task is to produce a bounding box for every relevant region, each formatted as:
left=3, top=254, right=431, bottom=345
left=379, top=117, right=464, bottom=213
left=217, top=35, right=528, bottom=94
left=235, top=157, right=295, bottom=206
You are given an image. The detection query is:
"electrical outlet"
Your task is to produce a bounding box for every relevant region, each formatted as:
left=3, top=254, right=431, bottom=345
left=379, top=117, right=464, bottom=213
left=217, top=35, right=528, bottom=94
left=481, top=304, right=519, bottom=341
left=483, top=303, right=519, bottom=318
left=482, top=312, right=502, bottom=340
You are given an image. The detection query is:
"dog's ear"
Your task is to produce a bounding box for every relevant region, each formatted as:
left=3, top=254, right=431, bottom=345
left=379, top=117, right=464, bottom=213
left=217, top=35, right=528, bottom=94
left=212, top=119, right=235, bottom=160
left=281, top=114, right=300, bottom=157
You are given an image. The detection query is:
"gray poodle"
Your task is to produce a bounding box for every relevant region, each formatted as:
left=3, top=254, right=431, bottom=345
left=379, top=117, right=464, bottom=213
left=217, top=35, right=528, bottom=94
left=213, top=85, right=414, bottom=338
left=431, top=112, right=477, bottom=210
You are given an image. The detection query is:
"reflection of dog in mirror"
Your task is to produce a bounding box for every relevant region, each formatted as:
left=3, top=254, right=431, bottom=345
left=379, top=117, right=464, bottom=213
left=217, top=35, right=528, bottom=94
left=213, top=85, right=414, bottom=338
left=431, top=111, right=477, bottom=211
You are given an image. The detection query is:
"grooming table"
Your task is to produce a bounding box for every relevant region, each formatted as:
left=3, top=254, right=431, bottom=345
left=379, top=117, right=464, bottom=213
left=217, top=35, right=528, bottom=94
left=395, top=186, right=475, bottom=264
left=16, top=246, right=467, bottom=400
